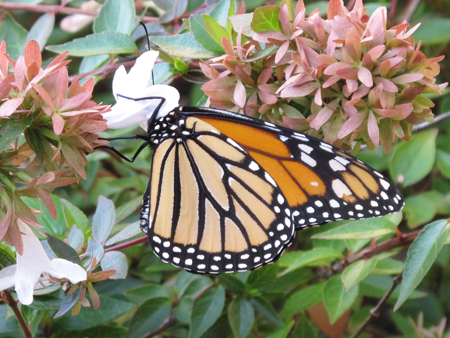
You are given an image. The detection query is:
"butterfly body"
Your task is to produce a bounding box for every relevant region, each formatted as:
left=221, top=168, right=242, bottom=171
left=139, top=106, right=404, bottom=274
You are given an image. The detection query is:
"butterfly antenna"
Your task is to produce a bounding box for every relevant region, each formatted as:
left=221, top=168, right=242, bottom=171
left=139, top=22, right=155, bottom=85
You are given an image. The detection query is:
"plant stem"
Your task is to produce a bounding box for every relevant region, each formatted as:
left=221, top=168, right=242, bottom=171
left=350, top=273, right=403, bottom=338
left=332, top=229, right=422, bottom=273
left=2, top=291, right=32, bottom=338
left=0, top=2, right=157, bottom=22
left=104, top=236, right=148, bottom=253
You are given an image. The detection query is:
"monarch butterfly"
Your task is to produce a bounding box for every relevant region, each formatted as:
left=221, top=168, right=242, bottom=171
left=102, top=51, right=403, bottom=275
left=106, top=101, right=402, bottom=275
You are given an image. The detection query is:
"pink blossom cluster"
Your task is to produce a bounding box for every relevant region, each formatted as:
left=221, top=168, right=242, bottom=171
left=200, top=0, right=447, bottom=152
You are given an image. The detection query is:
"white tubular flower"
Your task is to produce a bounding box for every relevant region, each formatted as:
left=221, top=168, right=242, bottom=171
left=102, top=50, right=180, bottom=130
left=0, top=219, right=87, bottom=305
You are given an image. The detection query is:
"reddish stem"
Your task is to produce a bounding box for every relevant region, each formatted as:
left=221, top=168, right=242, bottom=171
left=104, top=236, right=148, bottom=252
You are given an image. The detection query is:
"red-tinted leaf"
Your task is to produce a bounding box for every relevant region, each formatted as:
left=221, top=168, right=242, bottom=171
left=31, top=83, right=54, bottom=109
left=233, top=80, right=246, bottom=108
left=358, top=67, right=373, bottom=87
left=338, top=112, right=366, bottom=139
left=24, top=40, right=42, bottom=69
left=327, top=0, right=346, bottom=19
left=367, top=111, right=379, bottom=147
left=0, top=97, right=24, bottom=117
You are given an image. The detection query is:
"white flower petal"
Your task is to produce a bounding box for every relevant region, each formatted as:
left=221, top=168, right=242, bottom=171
left=127, top=51, right=158, bottom=89
left=9, top=219, right=88, bottom=305
left=105, top=51, right=180, bottom=130
left=104, top=85, right=180, bottom=129
left=46, top=258, right=87, bottom=284
left=0, top=265, right=17, bottom=291
left=112, top=65, right=128, bottom=100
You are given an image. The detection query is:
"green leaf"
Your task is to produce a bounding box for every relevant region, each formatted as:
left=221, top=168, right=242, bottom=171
left=313, top=217, right=397, bottom=240
left=265, top=320, right=295, bottom=338
left=190, top=14, right=224, bottom=54
left=174, top=296, right=193, bottom=324
left=280, top=283, right=323, bottom=318
left=24, top=128, right=45, bottom=163
left=250, top=297, right=283, bottom=326
left=151, top=33, right=218, bottom=58
left=54, top=326, right=127, bottom=338
left=0, top=116, right=33, bottom=153
left=94, top=0, right=135, bottom=34
left=0, top=246, right=15, bottom=269
left=390, top=129, right=438, bottom=187
left=360, top=274, right=426, bottom=300
left=54, top=287, right=81, bottom=318
left=47, top=234, right=81, bottom=265
left=246, top=263, right=278, bottom=292
left=323, top=275, right=359, bottom=324
left=61, top=199, right=89, bottom=234
left=92, top=196, right=116, bottom=246
left=202, top=14, right=229, bottom=47
left=342, top=258, right=377, bottom=291
left=82, top=238, right=104, bottom=269
left=115, top=196, right=142, bottom=223
left=68, top=225, right=84, bottom=252
left=437, top=150, right=450, bottom=180
left=46, top=31, right=138, bottom=56
left=190, top=285, right=225, bottom=338
left=413, top=18, right=450, bottom=46
left=395, top=220, right=450, bottom=310
left=105, top=221, right=141, bottom=246
left=173, top=0, right=188, bottom=18
left=54, top=296, right=134, bottom=329
left=26, top=13, right=55, bottom=49
left=125, top=284, right=171, bottom=305
left=251, top=5, right=280, bottom=33
left=217, top=274, right=246, bottom=294
left=228, top=297, right=254, bottom=338
left=372, top=258, right=405, bottom=275
left=403, top=195, right=437, bottom=228
left=79, top=54, right=110, bottom=74
left=4, top=13, right=28, bottom=60
left=101, top=251, right=128, bottom=279
left=229, top=13, right=256, bottom=37
left=22, top=195, right=65, bottom=237
left=279, top=247, right=344, bottom=275
left=210, top=0, right=232, bottom=27
left=153, top=62, right=177, bottom=84
left=126, top=297, right=171, bottom=338
left=292, top=315, right=317, bottom=338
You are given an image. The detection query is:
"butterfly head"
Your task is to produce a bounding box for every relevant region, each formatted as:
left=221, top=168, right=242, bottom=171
left=102, top=51, right=180, bottom=131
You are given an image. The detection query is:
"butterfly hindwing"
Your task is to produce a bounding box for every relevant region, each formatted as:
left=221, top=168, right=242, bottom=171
left=183, top=107, right=404, bottom=230
left=140, top=115, right=295, bottom=274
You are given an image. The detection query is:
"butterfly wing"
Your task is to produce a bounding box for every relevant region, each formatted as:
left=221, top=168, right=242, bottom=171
left=182, top=107, right=404, bottom=230
left=140, top=116, right=295, bottom=274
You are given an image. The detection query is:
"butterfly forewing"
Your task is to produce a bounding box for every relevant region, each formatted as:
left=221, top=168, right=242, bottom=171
left=140, top=115, right=295, bottom=274
left=183, top=107, right=404, bottom=230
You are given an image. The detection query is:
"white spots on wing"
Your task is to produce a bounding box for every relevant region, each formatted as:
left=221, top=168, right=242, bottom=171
left=299, top=144, right=313, bottom=154
left=278, top=194, right=285, bottom=204
left=281, top=234, right=288, bottom=241
left=162, top=252, right=169, bottom=259
left=380, top=179, right=390, bottom=190
left=249, top=161, right=259, bottom=171
left=265, top=173, right=277, bottom=187
left=332, top=179, right=352, bottom=198
left=301, top=152, right=317, bottom=167
left=197, top=255, right=205, bottom=260
left=173, top=246, right=181, bottom=252
left=355, top=204, right=363, bottom=210
left=293, top=132, right=308, bottom=141
left=238, top=263, right=247, bottom=269
left=320, top=142, right=334, bottom=153
left=274, top=206, right=281, bottom=213
left=173, top=257, right=180, bottom=264
left=163, top=241, right=170, bottom=248
left=371, top=200, right=379, bottom=207
left=254, top=257, right=261, bottom=263
left=153, top=236, right=161, bottom=244
left=309, top=218, right=317, bottom=223
left=381, top=191, right=389, bottom=200
left=226, top=264, right=233, bottom=269
left=323, top=212, right=329, bottom=218
left=329, top=159, right=345, bottom=171
left=185, top=259, right=193, bottom=265
left=211, top=265, right=219, bottom=271
left=227, top=138, right=244, bottom=151
left=307, top=207, right=315, bottom=213
left=280, top=135, right=289, bottom=142
left=335, top=156, right=350, bottom=166
left=277, top=224, right=284, bottom=231
left=187, top=248, right=195, bottom=253
left=315, top=201, right=323, bottom=207
left=241, top=254, right=249, bottom=260
left=330, top=199, right=340, bottom=208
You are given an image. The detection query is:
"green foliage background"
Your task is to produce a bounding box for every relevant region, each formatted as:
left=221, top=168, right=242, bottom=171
left=1, top=0, right=450, bottom=337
